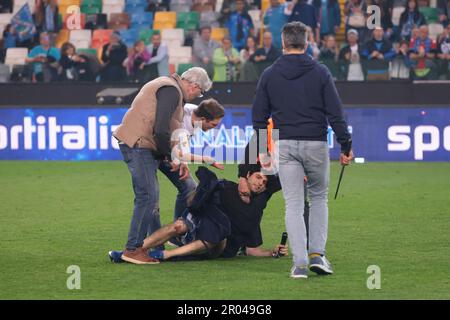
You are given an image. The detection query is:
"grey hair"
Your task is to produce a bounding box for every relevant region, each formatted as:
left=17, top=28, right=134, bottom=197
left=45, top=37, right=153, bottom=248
left=180, top=67, right=213, bottom=92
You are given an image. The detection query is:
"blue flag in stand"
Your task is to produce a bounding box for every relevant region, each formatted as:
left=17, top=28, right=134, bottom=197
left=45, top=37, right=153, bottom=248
left=11, top=3, right=36, bottom=42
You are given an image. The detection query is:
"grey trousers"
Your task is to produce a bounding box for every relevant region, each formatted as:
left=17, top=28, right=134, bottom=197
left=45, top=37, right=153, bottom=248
left=277, top=140, right=330, bottom=267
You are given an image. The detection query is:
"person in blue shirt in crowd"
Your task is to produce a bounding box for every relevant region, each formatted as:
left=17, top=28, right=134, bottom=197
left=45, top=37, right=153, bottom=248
left=361, top=26, right=396, bottom=80
left=25, top=32, right=60, bottom=82
left=264, top=0, right=290, bottom=49
left=313, top=0, right=341, bottom=40
left=288, top=0, right=320, bottom=42
left=2, top=24, right=17, bottom=49
left=225, top=0, right=255, bottom=51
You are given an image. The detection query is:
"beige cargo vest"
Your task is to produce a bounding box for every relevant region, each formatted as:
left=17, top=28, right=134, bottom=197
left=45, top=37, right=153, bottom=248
left=113, top=74, right=186, bottom=150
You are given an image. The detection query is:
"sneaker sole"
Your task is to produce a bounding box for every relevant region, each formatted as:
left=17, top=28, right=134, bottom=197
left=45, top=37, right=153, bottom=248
left=108, top=251, right=114, bottom=263
left=290, top=274, right=308, bottom=279
left=121, top=254, right=160, bottom=265
left=309, top=264, right=333, bottom=275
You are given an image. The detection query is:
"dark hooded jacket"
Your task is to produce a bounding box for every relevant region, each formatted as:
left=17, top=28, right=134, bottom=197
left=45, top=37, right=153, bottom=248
left=252, top=53, right=351, bottom=152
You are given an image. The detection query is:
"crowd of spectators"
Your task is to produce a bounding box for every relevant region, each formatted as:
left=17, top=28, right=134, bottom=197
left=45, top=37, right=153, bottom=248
left=0, top=0, right=449, bottom=83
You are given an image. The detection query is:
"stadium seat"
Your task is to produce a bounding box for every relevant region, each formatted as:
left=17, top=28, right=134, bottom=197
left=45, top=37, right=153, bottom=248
left=81, top=0, right=102, bottom=15
left=69, top=29, right=92, bottom=48
left=419, top=7, right=439, bottom=24
left=153, top=12, right=177, bottom=30
left=91, top=29, right=114, bottom=49
left=4, top=48, right=28, bottom=72
left=162, top=28, right=185, bottom=47
left=0, top=63, right=10, bottom=83
left=60, top=0, right=82, bottom=6
left=0, top=13, right=13, bottom=26
left=169, top=46, right=192, bottom=70
left=177, top=12, right=200, bottom=31
left=119, top=28, right=139, bottom=47
left=102, top=0, right=125, bottom=18
left=55, top=29, right=70, bottom=48
left=177, top=62, right=194, bottom=75
left=63, top=13, right=86, bottom=29
left=124, top=0, right=147, bottom=14
left=108, top=13, right=130, bottom=30
left=130, top=12, right=153, bottom=30
left=77, top=48, right=97, bottom=56
left=211, top=27, right=228, bottom=42
left=171, top=4, right=191, bottom=12
left=13, top=0, right=35, bottom=13
left=84, top=13, right=107, bottom=29
left=139, top=28, right=155, bottom=45
left=200, top=11, right=220, bottom=28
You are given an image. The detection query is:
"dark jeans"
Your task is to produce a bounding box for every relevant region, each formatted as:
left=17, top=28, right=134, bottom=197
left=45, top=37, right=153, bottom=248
left=158, top=161, right=197, bottom=221
left=119, top=144, right=161, bottom=250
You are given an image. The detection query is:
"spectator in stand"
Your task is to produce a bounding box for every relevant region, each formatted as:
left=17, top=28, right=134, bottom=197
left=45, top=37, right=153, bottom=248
left=436, top=23, right=450, bottom=79
left=145, top=33, right=169, bottom=81
left=339, top=28, right=365, bottom=80
left=250, top=31, right=281, bottom=76
left=409, top=24, right=438, bottom=79
left=213, top=36, right=240, bottom=82
left=313, top=0, right=341, bottom=41
left=288, top=0, right=319, bottom=43
left=2, top=24, right=17, bottom=49
left=398, top=0, right=426, bottom=41
left=365, top=0, right=394, bottom=39
left=319, top=35, right=339, bottom=79
left=193, top=26, right=220, bottom=80
left=437, top=0, right=450, bottom=26
left=239, top=36, right=259, bottom=81
left=25, top=32, right=60, bottom=82
left=59, top=42, right=94, bottom=81
left=345, top=0, right=368, bottom=42
left=225, top=0, right=254, bottom=51
left=305, top=26, right=321, bottom=59
left=390, top=40, right=412, bottom=79
left=123, top=40, right=151, bottom=83
left=264, top=0, right=290, bottom=49
left=100, top=31, right=128, bottom=82
left=34, top=0, right=60, bottom=35
left=220, top=0, right=251, bottom=25
left=361, top=26, right=396, bottom=80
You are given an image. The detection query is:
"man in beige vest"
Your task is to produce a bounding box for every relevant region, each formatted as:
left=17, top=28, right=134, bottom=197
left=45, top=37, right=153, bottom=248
left=113, top=67, right=213, bottom=264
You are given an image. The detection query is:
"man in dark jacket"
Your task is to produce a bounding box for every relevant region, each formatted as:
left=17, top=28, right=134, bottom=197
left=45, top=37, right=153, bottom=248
left=252, top=22, right=353, bottom=279
left=250, top=31, right=281, bottom=76
left=108, top=166, right=289, bottom=263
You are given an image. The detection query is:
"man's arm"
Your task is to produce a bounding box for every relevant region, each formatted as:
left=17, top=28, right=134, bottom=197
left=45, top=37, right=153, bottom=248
left=245, top=244, right=288, bottom=257
left=322, top=68, right=352, bottom=153
left=149, top=45, right=168, bottom=64
left=252, top=71, right=271, bottom=131
left=154, top=86, right=181, bottom=158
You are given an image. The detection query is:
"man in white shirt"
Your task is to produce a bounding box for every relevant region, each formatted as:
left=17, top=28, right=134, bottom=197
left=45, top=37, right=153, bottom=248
left=159, top=98, right=225, bottom=222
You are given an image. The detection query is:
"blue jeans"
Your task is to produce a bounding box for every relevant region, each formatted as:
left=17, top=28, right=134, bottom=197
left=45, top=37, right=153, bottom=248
left=119, top=144, right=161, bottom=250
left=277, top=140, right=330, bottom=267
left=158, top=161, right=197, bottom=221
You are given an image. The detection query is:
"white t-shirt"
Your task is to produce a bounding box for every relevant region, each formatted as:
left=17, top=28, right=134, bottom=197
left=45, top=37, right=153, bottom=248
left=183, top=103, right=197, bottom=136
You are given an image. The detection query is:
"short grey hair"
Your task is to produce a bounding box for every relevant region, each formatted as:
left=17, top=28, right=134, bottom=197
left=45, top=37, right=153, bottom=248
left=180, top=67, right=213, bottom=93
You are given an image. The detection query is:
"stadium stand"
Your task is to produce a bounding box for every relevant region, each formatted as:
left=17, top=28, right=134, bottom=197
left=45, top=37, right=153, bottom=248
left=0, top=0, right=448, bottom=83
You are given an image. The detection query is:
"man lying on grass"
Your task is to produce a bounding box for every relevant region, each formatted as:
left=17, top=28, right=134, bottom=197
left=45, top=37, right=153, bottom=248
left=108, top=164, right=288, bottom=264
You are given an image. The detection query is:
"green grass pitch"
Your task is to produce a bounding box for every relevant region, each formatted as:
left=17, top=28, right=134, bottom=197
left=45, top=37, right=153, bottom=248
left=0, top=161, right=449, bottom=299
